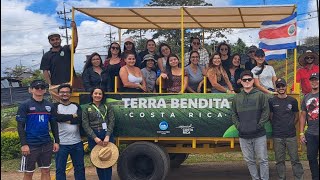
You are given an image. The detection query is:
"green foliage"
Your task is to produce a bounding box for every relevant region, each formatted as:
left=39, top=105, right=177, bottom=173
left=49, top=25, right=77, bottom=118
left=3, top=65, right=30, bottom=78
left=231, top=38, right=248, bottom=55
left=303, top=36, right=319, bottom=46
left=123, top=0, right=231, bottom=54
left=1, top=107, right=18, bottom=131
left=21, top=69, right=44, bottom=86
left=1, top=131, right=21, bottom=160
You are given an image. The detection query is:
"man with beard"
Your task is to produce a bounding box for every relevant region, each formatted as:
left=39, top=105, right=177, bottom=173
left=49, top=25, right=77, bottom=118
left=54, top=84, right=85, bottom=180
left=269, top=78, right=304, bottom=180
left=40, top=21, right=78, bottom=102
left=293, top=50, right=319, bottom=95
left=300, top=73, right=319, bottom=180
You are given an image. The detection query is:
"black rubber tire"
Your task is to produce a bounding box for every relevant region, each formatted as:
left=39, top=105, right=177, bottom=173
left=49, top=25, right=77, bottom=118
left=169, top=153, right=189, bottom=168
left=117, top=141, right=170, bottom=180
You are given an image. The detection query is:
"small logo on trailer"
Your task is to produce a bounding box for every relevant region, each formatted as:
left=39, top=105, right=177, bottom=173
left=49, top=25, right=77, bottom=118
left=157, top=121, right=170, bottom=134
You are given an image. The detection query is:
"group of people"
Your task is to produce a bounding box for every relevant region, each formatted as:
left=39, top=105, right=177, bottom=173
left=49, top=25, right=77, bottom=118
left=16, top=20, right=318, bottom=180
left=17, top=80, right=116, bottom=180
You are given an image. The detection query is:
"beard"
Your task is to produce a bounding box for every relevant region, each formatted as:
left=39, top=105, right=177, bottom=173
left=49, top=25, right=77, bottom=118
left=61, top=98, right=69, bottom=102
left=306, top=60, right=314, bottom=64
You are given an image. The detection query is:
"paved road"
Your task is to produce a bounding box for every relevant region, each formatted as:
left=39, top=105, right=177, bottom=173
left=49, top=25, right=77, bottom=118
left=1, top=161, right=311, bottom=180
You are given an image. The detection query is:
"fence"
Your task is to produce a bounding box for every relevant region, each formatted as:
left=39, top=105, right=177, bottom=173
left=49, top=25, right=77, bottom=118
left=1, top=87, right=50, bottom=106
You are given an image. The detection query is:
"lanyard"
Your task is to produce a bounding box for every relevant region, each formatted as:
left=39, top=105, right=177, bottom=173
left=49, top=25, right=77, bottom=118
left=91, top=104, right=108, bottom=121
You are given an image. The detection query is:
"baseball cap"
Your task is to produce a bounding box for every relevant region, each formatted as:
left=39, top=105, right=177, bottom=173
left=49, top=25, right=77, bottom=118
left=30, top=79, right=47, bottom=88
left=247, top=45, right=258, bottom=54
left=255, top=49, right=265, bottom=57
left=48, top=32, right=60, bottom=40
left=124, top=37, right=134, bottom=44
left=275, top=78, right=287, bottom=86
left=240, top=70, right=253, bottom=79
left=309, top=73, right=319, bottom=80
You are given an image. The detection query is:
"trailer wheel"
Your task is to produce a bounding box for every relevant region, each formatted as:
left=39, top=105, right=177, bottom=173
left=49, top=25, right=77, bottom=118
left=169, top=153, right=189, bottom=168
left=117, top=141, right=170, bottom=180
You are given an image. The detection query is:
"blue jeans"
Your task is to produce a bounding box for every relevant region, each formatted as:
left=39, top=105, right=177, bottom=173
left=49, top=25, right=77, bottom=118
left=239, top=135, right=269, bottom=180
left=88, top=129, right=114, bottom=180
left=55, top=141, right=85, bottom=180
left=305, top=133, right=319, bottom=180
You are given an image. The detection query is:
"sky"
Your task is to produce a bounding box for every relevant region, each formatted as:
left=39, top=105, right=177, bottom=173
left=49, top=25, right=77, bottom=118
left=1, top=0, right=319, bottom=75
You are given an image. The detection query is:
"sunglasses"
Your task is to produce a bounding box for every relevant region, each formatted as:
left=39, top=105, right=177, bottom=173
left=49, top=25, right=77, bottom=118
left=241, top=78, right=253, bottom=82
left=125, top=42, right=132, bottom=45
left=305, top=57, right=314, bottom=60
left=220, top=48, right=228, bottom=51
left=111, top=47, right=119, bottom=50
left=276, top=84, right=286, bottom=88
left=34, top=85, right=46, bottom=90
left=192, top=42, right=200, bottom=45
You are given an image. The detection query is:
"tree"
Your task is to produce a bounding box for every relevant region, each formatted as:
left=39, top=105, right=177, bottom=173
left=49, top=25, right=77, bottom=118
left=123, top=0, right=231, bottom=55
left=303, top=36, right=319, bottom=46
left=3, top=65, right=30, bottom=78
left=21, top=69, right=44, bottom=86
left=231, top=38, right=248, bottom=55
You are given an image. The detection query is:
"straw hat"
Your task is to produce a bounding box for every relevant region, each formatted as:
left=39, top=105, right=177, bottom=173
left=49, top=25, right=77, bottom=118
left=90, top=143, right=119, bottom=168
left=298, top=50, right=319, bottom=66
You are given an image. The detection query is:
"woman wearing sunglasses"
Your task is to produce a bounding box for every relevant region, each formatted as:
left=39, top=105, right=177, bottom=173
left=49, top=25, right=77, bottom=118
left=184, top=37, right=209, bottom=68
left=216, top=42, right=232, bottom=71
left=104, top=42, right=125, bottom=92
left=251, top=49, right=277, bottom=95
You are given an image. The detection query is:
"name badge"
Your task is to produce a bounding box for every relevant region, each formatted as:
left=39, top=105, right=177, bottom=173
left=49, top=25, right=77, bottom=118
left=102, top=123, right=107, bottom=130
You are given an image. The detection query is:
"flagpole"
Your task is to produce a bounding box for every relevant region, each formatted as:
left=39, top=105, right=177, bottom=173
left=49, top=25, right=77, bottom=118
left=293, top=48, right=298, bottom=93
left=285, top=50, right=288, bottom=84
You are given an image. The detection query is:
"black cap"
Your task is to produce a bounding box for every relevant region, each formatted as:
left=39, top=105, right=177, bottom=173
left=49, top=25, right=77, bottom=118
left=275, top=78, right=287, bottom=86
left=240, top=70, right=253, bottom=79
left=309, top=73, right=319, bottom=80
left=255, top=49, right=265, bottom=57
left=30, top=79, right=47, bottom=88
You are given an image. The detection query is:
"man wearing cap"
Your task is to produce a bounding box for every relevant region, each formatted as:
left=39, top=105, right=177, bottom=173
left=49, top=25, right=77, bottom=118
left=141, top=54, right=157, bottom=92
left=300, top=73, right=319, bottom=180
left=269, top=78, right=304, bottom=180
left=16, top=79, right=59, bottom=180
left=294, top=50, right=319, bottom=94
left=245, top=45, right=258, bottom=71
left=40, top=21, right=78, bottom=102
left=231, top=70, right=270, bottom=180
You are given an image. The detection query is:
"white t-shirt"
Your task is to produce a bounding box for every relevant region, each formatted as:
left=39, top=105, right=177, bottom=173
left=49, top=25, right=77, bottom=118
left=251, top=65, right=276, bottom=90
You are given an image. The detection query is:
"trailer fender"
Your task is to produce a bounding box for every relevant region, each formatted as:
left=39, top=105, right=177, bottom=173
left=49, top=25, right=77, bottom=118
left=169, top=153, right=189, bottom=168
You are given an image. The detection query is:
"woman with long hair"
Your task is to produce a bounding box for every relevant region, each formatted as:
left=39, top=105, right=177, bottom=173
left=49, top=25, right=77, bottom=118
left=251, top=49, right=277, bottom=95
left=157, top=54, right=188, bottom=93
left=119, top=51, right=147, bottom=92
left=121, top=37, right=138, bottom=66
left=104, top=42, right=125, bottom=92
left=207, top=52, right=235, bottom=94
left=185, top=51, right=205, bottom=93
left=157, top=43, right=172, bottom=73
left=82, top=87, right=115, bottom=180
left=216, top=42, right=232, bottom=71
left=82, top=52, right=110, bottom=92
left=226, top=53, right=244, bottom=93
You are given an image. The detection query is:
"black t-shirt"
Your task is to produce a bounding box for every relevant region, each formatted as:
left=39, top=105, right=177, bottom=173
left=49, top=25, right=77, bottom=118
left=40, top=45, right=72, bottom=85
left=269, top=96, right=299, bottom=138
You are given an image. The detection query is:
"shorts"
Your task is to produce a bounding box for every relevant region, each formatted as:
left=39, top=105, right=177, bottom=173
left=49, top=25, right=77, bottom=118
left=20, top=143, right=53, bottom=172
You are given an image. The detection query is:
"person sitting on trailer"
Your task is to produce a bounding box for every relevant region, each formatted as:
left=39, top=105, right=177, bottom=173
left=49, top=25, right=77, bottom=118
left=251, top=49, right=277, bottom=95
left=141, top=54, right=157, bottom=93
left=137, top=39, right=160, bottom=68
left=206, top=52, right=235, bottom=94
left=156, top=54, right=188, bottom=93
left=184, top=37, right=209, bottom=68
left=185, top=51, right=205, bottom=93
left=119, top=51, right=147, bottom=92
left=82, top=52, right=111, bottom=92
left=104, top=42, right=125, bottom=92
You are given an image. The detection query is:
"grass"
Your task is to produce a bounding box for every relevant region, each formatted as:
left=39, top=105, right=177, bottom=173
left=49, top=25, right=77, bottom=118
left=1, top=150, right=308, bottom=172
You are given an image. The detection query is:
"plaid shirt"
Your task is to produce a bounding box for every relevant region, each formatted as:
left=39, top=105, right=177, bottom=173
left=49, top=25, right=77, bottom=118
left=184, top=48, right=209, bottom=67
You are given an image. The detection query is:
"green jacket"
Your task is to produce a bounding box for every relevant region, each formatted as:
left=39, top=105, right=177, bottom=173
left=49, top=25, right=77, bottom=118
left=231, top=88, right=269, bottom=139
left=82, top=103, right=115, bottom=139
